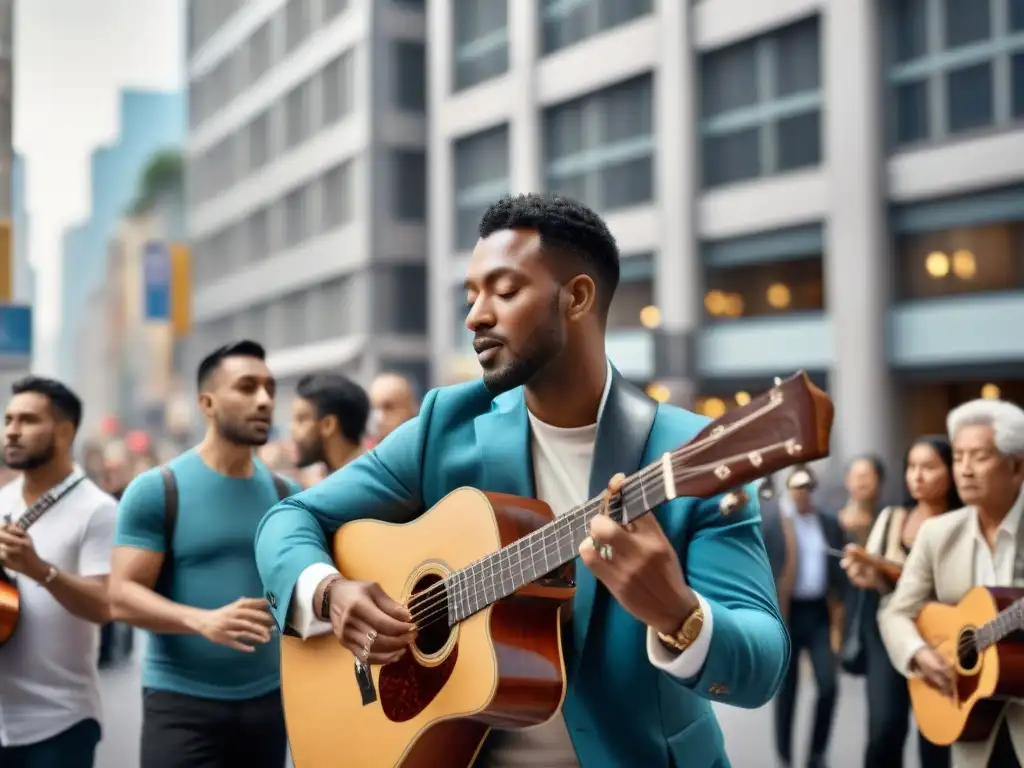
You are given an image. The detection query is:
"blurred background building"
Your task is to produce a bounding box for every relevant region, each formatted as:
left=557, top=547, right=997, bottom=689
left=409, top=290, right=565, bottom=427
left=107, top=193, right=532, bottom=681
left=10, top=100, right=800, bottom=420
left=26, top=0, right=1023, bottom=491
left=58, top=89, right=185, bottom=387
left=428, top=0, right=1024, bottom=479
left=182, top=0, right=429, bottom=426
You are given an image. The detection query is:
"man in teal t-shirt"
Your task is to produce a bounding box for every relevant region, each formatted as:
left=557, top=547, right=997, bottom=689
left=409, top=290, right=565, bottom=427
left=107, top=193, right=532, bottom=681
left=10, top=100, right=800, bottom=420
left=110, top=341, right=300, bottom=768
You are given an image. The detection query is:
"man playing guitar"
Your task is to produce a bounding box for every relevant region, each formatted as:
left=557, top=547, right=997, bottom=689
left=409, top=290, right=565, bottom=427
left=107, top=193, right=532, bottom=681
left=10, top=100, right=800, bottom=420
left=254, top=194, right=789, bottom=767
left=878, top=398, right=1024, bottom=767
left=0, top=377, right=117, bottom=768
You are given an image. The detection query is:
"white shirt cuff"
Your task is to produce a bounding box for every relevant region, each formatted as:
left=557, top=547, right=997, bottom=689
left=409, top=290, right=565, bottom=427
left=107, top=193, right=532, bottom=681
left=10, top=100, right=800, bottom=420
left=288, top=562, right=341, bottom=639
left=645, top=592, right=714, bottom=679
left=900, top=638, right=927, bottom=678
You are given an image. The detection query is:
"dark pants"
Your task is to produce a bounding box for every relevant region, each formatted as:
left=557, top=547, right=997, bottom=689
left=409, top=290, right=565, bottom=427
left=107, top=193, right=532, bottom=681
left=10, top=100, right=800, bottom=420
left=862, top=618, right=949, bottom=768
left=0, top=718, right=101, bottom=768
left=776, top=598, right=838, bottom=766
left=991, top=722, right=1023, bottom=768
left=141, top=688, right=287, bottom=768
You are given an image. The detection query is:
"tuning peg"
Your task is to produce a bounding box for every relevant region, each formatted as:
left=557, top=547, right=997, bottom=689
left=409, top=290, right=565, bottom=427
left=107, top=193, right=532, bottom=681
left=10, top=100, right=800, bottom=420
left=719, top=489, right=750, bottom=517
left=773, top=377, right=782, bottom=386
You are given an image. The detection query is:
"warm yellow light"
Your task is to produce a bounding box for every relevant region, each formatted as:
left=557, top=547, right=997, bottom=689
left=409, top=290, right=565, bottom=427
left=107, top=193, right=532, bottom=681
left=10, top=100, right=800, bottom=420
left=646, top=383, right=671, bottom=403
left=735, top=391, right=751, bottom=406
left=952, top=249, right=976, bottom=279
left=925, top=251, right=949, bottom=278
left=766, top=283, right=791, bottom=309
left=702, top=397, right=727, bottom=419
left=981, top=383, right=1001, bottom=400
left=724, top=293, right=745, bottom=317
left=639, top=305, right=661, bottom=329
left=704, top=290, right=726, bottom=315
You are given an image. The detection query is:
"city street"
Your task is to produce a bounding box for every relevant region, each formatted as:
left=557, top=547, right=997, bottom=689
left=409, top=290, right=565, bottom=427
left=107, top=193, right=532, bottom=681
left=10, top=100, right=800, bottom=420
left=97, top=640, right=923, bottom=768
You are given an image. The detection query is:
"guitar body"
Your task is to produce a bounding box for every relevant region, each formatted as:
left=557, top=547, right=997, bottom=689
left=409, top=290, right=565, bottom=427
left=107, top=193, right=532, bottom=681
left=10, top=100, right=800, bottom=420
left=280, top=488, right=575, bottom=768
left=0, top=567, right=20, bottom=647
left=911, top=586, right=1024, bottom=745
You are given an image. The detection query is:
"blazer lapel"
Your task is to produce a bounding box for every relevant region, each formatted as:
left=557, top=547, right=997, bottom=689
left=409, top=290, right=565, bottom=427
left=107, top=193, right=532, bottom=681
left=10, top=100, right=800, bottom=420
left=570, top=368, right=658, bottom=679
left=476, top=388, right=534, bottom=498
left=941, top=512, right=976, bottom=602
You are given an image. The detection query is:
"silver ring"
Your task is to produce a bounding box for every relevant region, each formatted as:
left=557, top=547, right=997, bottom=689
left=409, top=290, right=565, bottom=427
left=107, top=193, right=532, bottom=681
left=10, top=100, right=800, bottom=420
left=598, top=544, right=614, bottom=562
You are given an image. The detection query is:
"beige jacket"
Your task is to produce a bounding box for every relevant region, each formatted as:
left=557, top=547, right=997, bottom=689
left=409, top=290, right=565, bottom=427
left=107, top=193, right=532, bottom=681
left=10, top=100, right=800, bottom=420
left=878, top=504, right=1024, bottom=768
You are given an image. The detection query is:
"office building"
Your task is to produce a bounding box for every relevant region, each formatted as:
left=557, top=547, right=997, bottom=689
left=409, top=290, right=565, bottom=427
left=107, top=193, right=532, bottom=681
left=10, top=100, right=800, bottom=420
left=184, top=0, right=428, bottom=426
left=426, top=0, right=1024, bottom=472
left=58, top=90, right=186, bottom=385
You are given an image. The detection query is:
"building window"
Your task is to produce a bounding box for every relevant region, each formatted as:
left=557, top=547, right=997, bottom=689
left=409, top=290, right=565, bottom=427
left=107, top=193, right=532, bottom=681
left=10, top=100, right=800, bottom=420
left=453, top=0, right=509, bottom=91
left=248, top=111, right=270, bottom=170
left=394, top=41, right=427, bottom=111
left=374, top=264, right=428, bottom=334
left=285, top=0, right=312, bottom=53
left=392, top=150, right=427, bottom=221
left=540, top=0, right=652, bottom=55
left=700, top=16, right=822, bottom=188
left=321, top=161, right=353, bottom=231
left=886, top=0, right=1024, bottom=148
left=324, top=0, right=349, bottom=22
left=703, top=256, right=825, bottom=321
left=544, top=74, right=654, bottom=212
left=322, top=51, right=355, bottom=125
left=283, top=185, right=311, bottom=247
left=895, top=221, right=1024, bottom=299
left=607, top=254, right=655, bottom=331
left=454, top=125, right=510, bottom=252
left=285, top=79, right=312, bottom=147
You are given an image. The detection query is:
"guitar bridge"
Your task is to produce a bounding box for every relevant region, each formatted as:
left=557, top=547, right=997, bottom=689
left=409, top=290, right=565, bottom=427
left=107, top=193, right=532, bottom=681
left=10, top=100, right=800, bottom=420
left=355, top=659, right=378, bottom=706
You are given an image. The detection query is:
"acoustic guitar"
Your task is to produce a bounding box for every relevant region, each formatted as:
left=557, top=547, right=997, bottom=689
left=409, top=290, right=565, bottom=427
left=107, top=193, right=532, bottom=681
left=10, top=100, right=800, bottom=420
left=843, top=544, right=903, bottom=586
left=911, top=585, right=1024, bottom=745
left=0, top=470, right=85, bottom=648
left=280, top=371, right=834, bottom=767
left=0, top=567, right=19, bottom=646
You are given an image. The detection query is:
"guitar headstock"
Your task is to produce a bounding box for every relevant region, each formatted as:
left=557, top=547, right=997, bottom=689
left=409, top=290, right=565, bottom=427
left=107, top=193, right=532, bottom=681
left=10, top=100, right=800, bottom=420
left=669, top=371, right=834, bottom=500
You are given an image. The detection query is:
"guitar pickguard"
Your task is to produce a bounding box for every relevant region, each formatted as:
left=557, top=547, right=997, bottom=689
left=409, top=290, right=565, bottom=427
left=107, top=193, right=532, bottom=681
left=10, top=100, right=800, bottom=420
left=379, top=643, right=459, bottom=723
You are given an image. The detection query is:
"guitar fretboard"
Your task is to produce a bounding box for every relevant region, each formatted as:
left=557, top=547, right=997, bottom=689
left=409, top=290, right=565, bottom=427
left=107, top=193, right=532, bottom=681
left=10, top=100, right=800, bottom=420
left=444, top=460, right=670, bottom=625
left=975, top=599, right=1024, bottom=651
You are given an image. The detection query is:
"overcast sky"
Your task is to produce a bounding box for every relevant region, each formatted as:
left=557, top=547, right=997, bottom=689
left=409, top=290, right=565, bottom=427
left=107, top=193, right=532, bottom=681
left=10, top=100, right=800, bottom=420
left=14, top=0, right=184, bottom=372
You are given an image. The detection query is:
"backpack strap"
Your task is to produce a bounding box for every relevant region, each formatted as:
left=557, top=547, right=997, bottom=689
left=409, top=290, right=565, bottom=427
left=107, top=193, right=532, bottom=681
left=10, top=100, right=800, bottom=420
left=155, top=466, right=178, bottom=594
left=271, top=473, right=290, bottom=501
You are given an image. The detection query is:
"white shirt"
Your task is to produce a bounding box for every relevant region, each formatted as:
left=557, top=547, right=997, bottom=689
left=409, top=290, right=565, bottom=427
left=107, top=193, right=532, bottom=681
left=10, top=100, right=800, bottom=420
left=972, top=493, right=1024, bottom=587
left=788, top=511, right=829, bottom=600
left=289, top=362, right=714, bottom=761
left=0, top=473, right=117, bottom=746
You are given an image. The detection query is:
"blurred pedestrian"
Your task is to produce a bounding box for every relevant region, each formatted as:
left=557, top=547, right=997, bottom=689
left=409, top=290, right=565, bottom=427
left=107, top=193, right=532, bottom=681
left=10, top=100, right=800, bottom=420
left=0, top=377, right=117, bottom=768
left=108, top=341, right=301, bottom=768
left=367, top=372, right=418, bottom=445
left=291, top=373, right=369, bottom=475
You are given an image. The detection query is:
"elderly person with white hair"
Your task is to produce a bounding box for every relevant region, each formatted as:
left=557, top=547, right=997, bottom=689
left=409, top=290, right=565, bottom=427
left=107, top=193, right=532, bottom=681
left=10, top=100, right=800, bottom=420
left=879, top=398, right=1024, bottom=768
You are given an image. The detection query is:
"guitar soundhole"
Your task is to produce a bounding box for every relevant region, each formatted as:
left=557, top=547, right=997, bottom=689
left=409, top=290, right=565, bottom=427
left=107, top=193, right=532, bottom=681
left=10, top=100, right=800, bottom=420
left=378, top=573, right=459, bottom=723
left=410, top=573, right=451, bottom=656
left=957, top=628, right=980, bottom=673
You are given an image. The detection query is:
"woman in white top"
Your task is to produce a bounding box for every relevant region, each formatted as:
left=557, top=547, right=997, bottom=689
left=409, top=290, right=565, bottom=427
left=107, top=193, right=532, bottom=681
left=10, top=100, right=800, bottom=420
left=843, top=436, right=961, bottom=768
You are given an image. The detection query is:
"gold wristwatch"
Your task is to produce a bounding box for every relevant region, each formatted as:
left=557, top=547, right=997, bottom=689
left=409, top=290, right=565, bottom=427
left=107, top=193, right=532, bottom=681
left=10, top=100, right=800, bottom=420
left=657, top=604, right=705, bottom=653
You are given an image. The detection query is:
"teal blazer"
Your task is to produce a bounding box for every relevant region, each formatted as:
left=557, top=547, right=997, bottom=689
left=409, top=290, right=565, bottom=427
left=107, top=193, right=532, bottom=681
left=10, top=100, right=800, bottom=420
left=255, top=369, right=789, bottom=768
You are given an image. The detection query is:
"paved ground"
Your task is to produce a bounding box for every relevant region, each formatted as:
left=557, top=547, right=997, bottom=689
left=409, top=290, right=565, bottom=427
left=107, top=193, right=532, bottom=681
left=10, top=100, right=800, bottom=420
left=97, top=641, right=922, bottom=768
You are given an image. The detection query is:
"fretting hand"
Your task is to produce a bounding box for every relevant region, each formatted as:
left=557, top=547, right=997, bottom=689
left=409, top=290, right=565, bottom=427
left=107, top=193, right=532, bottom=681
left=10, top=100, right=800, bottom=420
left=323, top=579, right=417, bottom=665
left=0, top=524, right=49, bottom=582
left=580, top=473, right=699, bottom=636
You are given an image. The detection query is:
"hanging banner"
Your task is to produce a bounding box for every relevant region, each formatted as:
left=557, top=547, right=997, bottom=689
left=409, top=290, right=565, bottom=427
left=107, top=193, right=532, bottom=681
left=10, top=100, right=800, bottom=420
left=143, top=240, right=171, bottom=321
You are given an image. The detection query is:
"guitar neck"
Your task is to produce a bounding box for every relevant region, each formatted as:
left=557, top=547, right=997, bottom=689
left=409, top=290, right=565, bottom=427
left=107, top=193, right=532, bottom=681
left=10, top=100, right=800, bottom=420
left=447, top=463, right=669, bottom=623
left=975, top=599, right=1024, bottom=651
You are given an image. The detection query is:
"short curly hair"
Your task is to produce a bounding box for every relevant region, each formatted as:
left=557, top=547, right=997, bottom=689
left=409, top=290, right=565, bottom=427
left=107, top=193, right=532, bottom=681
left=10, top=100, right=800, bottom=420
left=478, top=193, right=620, bottom=315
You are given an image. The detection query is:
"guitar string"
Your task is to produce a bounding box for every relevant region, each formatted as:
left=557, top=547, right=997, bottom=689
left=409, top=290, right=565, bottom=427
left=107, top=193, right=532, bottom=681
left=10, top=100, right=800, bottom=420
left=399, top=396, right=785, bottom=623
left=406, top=439, right=793, bottom=632
left=407, top=440, right=793, bottom=632
left=957, top=604, right=1024, bottom=655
